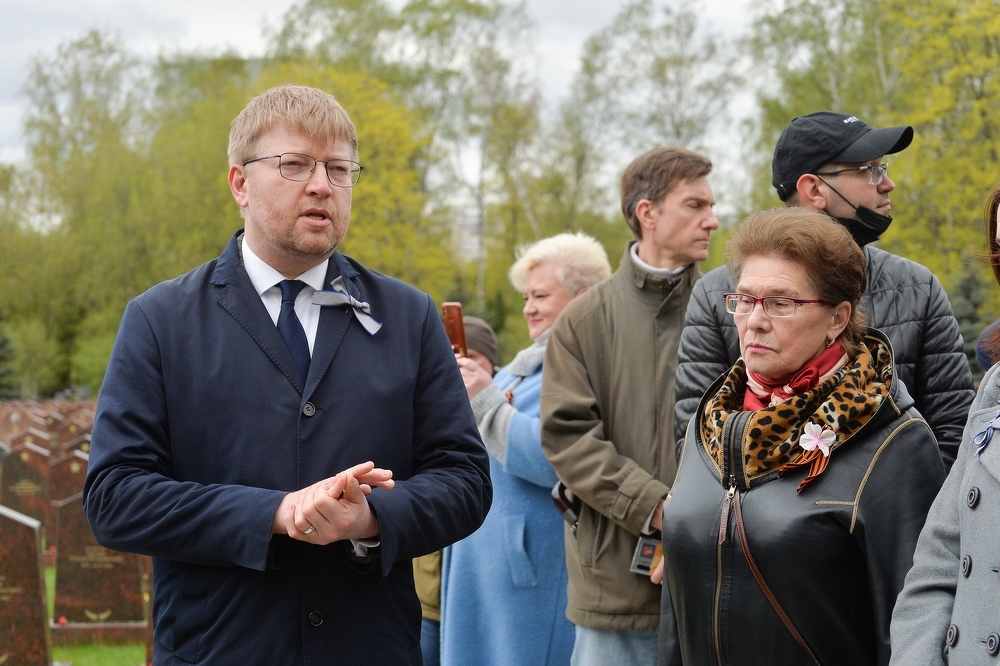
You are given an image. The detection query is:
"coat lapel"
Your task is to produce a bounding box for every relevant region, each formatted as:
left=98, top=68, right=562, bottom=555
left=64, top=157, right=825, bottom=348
left=211, top=231, right=307, bottom=393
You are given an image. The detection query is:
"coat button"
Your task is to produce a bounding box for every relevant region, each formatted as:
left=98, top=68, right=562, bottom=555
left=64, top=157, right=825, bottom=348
left=308, top=610, right=323, bottom=627
left=947, top=624, right=959, bottom=647
left=962, top=555, right=973, bottom=577
left=302, top=402, right=316, bottom=417
left=968, top=486, right=981, bottom=509
left=988, top=633, right=1000, bottom=656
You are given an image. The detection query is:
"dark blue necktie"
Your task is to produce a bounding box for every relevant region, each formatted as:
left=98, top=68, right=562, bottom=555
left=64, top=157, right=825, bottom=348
left=277, top=280, right=310, bottom=383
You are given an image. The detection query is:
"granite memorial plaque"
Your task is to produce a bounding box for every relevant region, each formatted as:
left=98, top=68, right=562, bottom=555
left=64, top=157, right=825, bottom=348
left=0, top=405, right=23, bottom=443
left=8, top=427, right=54, bottom=453
left=54, top=493, right=145, bottom=623
left=0, top=504, right=51, bottom=665
left=48, top=450, right=89, bottom=549
left=37, top=409, right=63, bottom=435
left=0, top=442, right=50, bottom=523
left=53, top=419, right=92, bottom=455
left=63, top=433, right=91, bottom=456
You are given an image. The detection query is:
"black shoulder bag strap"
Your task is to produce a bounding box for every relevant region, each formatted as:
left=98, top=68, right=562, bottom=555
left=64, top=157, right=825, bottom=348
left=732, top=490, right=821, bottom=665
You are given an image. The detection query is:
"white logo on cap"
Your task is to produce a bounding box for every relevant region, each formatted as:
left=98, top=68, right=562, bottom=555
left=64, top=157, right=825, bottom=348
left=843, top=116, right=861, bottom=124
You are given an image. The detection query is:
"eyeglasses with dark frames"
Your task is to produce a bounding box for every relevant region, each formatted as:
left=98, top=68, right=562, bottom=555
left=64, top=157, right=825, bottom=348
left=242, top=153, right=364, bottom=188
left=814, top=162, right=888, bottom=186
left=723, top=293, right=830, bottom=318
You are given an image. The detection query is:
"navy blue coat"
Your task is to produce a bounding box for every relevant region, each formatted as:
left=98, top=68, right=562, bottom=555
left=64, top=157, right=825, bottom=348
left=83, top=231, right=492, bottom=665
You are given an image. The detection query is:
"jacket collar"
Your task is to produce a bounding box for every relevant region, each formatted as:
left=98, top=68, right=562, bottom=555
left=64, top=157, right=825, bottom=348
left=619, top=241, right=699, bottom=299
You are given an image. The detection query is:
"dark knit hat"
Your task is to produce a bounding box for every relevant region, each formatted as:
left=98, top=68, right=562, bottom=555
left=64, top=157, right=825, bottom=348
left=772, top=111, right=913, bottom=201
left=464, top=316, right=499, bottom=368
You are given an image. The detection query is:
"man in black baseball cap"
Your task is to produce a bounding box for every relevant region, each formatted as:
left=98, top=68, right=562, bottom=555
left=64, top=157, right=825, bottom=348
left=771, top=111, right=913, bottom=245
left=673, top=110, right=974, bottom=472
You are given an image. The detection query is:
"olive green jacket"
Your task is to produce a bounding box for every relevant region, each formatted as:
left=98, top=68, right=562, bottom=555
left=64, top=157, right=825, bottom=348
left=541, top=243, right=698, bottom=631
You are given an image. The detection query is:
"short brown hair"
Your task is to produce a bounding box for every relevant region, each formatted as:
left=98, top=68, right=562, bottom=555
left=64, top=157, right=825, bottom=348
left=725, top=208, right=868, bottom=357
left=620, top=147, right=713, bottom=240
left=228, top=85, right=358, bottom=166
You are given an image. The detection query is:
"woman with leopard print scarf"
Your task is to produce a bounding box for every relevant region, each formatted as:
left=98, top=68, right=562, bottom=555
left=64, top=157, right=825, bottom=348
left=655, top=208, right=945, bottom=666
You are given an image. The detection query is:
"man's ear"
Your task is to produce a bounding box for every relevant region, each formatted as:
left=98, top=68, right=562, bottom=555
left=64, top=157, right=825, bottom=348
left=229, top=164, right=250, bottom=209
left=634, top=199, right=657, bottom=234
left=795, top=174, right=829, bottom=211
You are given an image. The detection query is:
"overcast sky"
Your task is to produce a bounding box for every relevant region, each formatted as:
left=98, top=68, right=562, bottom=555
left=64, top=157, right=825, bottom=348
left=1, top=0, right=750, bottom=165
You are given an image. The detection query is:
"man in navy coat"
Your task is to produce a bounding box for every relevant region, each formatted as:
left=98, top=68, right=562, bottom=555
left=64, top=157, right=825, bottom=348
left=83, top=85, right=492, bottom=665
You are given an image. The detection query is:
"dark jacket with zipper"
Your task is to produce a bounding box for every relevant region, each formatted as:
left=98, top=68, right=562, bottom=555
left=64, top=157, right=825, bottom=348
left=658, top=330, right=945, bottom=666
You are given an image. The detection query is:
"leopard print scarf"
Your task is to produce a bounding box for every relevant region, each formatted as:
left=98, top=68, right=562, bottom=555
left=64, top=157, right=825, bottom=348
left=700, top=335, right=893, bottom=489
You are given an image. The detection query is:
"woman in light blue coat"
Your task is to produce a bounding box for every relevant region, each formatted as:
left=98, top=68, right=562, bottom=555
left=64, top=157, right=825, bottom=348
left=889, top=185, right=1000, bottom=664
left=440, top=233, right=611, bottom=666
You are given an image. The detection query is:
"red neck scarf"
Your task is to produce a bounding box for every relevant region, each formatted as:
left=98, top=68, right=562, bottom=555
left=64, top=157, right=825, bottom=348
left=743, top=341, right=847, bottom=411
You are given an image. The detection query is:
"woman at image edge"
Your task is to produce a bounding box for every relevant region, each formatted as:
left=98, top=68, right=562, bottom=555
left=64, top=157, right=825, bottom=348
left=889, top=185, right=1000, bottom=664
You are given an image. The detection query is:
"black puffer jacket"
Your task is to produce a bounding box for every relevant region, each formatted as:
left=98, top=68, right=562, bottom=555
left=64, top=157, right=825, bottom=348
left=674, top=244, right=974, bottom=470
left=659, top=331, right=946, bottom=666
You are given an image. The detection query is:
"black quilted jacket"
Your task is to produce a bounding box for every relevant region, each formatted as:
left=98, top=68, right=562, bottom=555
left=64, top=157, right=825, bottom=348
left=674, top=244, right=974, bottom=470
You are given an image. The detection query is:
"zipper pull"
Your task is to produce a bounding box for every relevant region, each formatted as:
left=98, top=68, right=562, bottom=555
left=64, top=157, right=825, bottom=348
left=718, top=476, right=737, bottom=546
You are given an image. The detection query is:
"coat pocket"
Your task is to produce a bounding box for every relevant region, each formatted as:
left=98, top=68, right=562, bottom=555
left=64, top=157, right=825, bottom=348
left=503, top=515, right=539, bottom=588
left=574, top=504, right=604, bottom=568
left=170, top=565, right=214, bottom=663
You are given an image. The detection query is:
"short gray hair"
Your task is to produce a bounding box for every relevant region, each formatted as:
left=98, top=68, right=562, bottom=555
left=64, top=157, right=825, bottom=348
left=508, top=232, right=611, bottom=296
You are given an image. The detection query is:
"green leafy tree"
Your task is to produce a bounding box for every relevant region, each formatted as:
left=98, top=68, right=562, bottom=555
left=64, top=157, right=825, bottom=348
left=271, top=0, right=542, bottom=312
left=949, top=257, right=994, bottom=382
left=745, top=0, right=893, bottom=214
left=19, top=30, right=150, bottom=390
left=0, top=319, right=18, bottom=399
left=877, top=0, right=1000, bottom=288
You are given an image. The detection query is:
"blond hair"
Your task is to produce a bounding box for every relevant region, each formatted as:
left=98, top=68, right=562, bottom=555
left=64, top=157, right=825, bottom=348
left=228, top=85, right=358, bottom=166
left=508, top=232, right=611, bottom=296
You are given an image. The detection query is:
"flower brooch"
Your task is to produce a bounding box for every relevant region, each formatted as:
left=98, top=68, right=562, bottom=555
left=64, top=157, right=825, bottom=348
left=799, top=422, right=835, bottom=457
left=782, top=422, right=837, bottom=492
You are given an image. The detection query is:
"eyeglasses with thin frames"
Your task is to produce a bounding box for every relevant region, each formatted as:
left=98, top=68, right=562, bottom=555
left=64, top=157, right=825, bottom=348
left=814, top=162, right=889, bottom=186
left=723, top=293, right=830, bottom=318
left=242, top=153, right=364, bottom=188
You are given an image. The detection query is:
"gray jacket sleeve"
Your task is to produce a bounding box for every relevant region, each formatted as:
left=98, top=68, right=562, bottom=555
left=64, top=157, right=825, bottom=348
left=470, top=383, right=515, bottom=463
left=673, top=267, right=741, bottom=455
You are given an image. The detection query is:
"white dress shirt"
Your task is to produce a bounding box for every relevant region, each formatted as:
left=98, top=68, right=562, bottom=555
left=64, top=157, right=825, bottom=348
left=241, top=235, right=329, bottom=355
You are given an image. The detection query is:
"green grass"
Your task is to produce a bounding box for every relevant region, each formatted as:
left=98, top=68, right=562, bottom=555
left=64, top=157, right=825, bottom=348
left=52, top=643, right=146, bottom=666
left=44, top=566, right=147, bottom=665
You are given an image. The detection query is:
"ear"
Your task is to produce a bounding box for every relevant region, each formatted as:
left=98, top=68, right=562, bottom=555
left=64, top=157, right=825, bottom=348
left=229, top=164, right=250, bottom=210
left=634, top=199, right=658, bottom=233
left=795, top=174, right=830, bottom=211
left=828, top=301, right=851, bottom=341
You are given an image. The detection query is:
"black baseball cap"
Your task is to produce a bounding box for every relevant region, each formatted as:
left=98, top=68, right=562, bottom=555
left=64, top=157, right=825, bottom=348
left=771, top=111, right=913, bottom=201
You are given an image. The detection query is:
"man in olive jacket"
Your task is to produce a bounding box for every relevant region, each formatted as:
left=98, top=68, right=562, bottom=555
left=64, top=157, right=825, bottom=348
left=541, top=147, right=718, bottom=664
left=674, top=111, right=974, bottom=471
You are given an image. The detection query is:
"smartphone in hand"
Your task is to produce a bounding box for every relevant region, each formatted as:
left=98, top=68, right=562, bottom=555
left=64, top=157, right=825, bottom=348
left=442, top=302, right=467, bottom=357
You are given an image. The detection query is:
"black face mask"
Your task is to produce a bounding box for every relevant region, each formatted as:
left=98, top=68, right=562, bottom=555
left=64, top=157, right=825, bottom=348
left=832, top=207, right=892, bottom=247
left=818, top=176, right=893, bottom=246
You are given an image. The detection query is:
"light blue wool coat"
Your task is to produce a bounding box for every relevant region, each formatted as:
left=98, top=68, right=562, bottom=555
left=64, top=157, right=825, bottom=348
left=440, top=333, right=574, bottom=666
